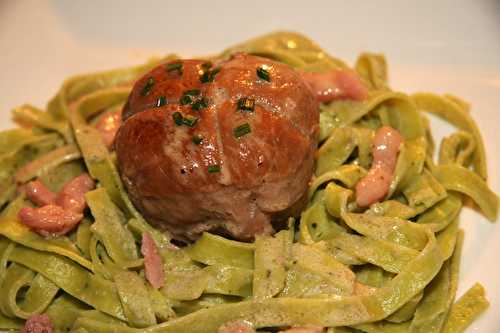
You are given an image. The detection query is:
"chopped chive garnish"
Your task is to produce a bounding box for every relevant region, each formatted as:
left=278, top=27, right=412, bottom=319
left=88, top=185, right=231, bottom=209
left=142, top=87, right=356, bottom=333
left=200, top=68, right=220, bottom=83
left=201, top=62, right=213, bottom=70
left=237, top=97, right=255, bottom=112
left=207, top=165, right=220, bottom=173
left=173, top=112, right=199, bottom=127
left=182, top=115, right=199, bottom=127
left=184, top=89, right=201, bottom=96
left=192, top=134, right=203, bottom=145
left=256, top=67, right=271, bottom=82
left=211, top=68, right=221, bottom=80
left=140, top=77, right=155, bottom=96
left=156, top=96, right=167, bottom=107
left=192, top=97, right=209, bottom=111
left=180, top=95, right=192, bottom=105
left=180, top=89, right=202, bottom=105
left=166, top=62, right=183, bottom=74
left=200, top=72, right=210, bottom=83
left=233, top=123, right=252, bottom=138
left=172, top=112, right=183, bottom=126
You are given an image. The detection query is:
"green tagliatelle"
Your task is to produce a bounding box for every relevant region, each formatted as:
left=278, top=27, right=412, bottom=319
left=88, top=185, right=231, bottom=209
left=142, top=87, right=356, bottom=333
left=0, top=31, right=497, bottom=333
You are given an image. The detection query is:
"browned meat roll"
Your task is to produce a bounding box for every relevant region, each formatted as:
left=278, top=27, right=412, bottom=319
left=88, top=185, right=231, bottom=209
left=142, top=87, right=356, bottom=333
left=115, top=53, right=318, bottom=241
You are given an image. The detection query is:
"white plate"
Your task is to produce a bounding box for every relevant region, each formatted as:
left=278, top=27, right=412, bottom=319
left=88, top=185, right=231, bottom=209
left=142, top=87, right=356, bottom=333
left=1, top=0, right=499, bottom=331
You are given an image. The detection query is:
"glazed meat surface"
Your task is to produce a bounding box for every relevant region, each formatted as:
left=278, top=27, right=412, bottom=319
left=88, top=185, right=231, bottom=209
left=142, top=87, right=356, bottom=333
left=115, top=53, right=318, bottom=241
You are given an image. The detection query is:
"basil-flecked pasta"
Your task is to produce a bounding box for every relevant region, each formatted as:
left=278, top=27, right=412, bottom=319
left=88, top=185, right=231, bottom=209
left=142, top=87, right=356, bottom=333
left=0, top=31, right=497, bottom=333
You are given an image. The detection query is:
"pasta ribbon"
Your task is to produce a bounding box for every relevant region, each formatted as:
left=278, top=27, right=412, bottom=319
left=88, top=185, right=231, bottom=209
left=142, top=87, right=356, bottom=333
left=412, top=93, right=488, bottom=179
left=0, top=263, right=59, bottom=319
left=441, top=283, right=489, bottom=333
left=355, top=53, right=388, bottom=90
left=186, top=232, right=254, bottom=269
left=14, top=144, right=81, bottom=183
left=12, top=104, right=72, bottom=142
left=115, top=271, right=157, bottom=328
left=433, top=164, right=498, bottom=221
left=316, top=127, right=374, bottom=175
left=309, top=165, right=366, bottom=199
left=253, top=230, right=290, bottom=298
left=320, top=91, right=424, bottom=139
left=86, top=188, right=139, bottom=266
left=342, top=213, right=428, bottom=251
left=8, top=244, right=126, bottom=320
left=389, top=136, right=427, bottom=196
left=220, top=31, right=347, bottom=71
left=409, top=232, right=460, bottom=332
left=439, top=131, right=476, bottom=167
left=74, top=227, right=443, bottom=333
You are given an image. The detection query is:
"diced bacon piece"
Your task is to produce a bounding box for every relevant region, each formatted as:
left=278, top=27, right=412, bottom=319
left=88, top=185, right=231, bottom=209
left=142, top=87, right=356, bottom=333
left=371, top=126, right=402, bottom=169
left=355, top=167, right=392, bottom=208
left=19, top=174, right=94, bottom=237
left=356, top=126, right=403, bottom=207
left=141, top=232, right=165, bottom=289
left=20, top=314, right=53, bottom=333
left=56, top=173, right=95, bottom=214
left=301, top=69, right=368, bottom=103
left=18, top=205, right=83, bottom=237
left=218, top=321, right=255, bottom=333
left=24, top=180, right=57, bottom=206
left=280, top=327, right=325, bottom=333
left=95, top=109, right=122, bottom=148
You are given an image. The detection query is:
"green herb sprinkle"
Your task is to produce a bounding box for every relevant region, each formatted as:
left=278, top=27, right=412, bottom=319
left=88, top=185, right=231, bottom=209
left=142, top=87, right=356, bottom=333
left=182, top=115, right=199, bottom=127
left=207, top=165, right=221, bottom=173
left=192, top=134, right=203, bottom=145
left=180, top=95, right=192, bottom=105
left=166, top=62, right=183, bottom=74
left=200, top=68, right=220, bottom=83
left=192, top=97, right=209, bottom=111
left=156, top=96, right=167, bottom=107
left=140, top=77, right=155, bottom=96
left=256, top=67, right=271, bottom=82
left=233, top=123, right=251, bottom=138
left=172, top=112, right=183, bottom=126
left=237, top=97, right=255, bottom=112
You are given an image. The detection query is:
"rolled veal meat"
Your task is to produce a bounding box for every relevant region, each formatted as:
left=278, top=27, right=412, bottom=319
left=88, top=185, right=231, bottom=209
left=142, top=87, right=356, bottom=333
left=115, top=53, right=319, bottom=241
